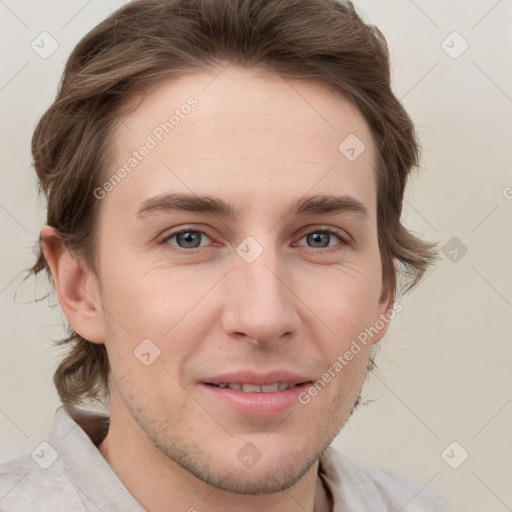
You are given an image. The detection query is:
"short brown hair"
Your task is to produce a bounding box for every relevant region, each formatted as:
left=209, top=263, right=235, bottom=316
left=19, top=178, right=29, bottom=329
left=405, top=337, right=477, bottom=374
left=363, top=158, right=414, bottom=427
left=29, top=0, right=438, bottom=407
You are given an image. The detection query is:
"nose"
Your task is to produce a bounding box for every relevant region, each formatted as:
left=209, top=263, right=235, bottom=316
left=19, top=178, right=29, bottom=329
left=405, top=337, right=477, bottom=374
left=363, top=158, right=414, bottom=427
left=220, top=247, right=301, bottom=346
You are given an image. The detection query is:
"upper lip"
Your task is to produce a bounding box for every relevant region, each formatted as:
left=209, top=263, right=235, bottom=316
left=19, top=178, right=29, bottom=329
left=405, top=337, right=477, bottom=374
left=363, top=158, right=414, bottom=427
left=202, top=371, right=313, bottom=386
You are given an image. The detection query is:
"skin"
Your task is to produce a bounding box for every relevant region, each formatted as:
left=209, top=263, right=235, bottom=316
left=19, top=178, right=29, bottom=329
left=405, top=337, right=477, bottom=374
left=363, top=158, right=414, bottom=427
left=42, top=66, right=396, bottom=512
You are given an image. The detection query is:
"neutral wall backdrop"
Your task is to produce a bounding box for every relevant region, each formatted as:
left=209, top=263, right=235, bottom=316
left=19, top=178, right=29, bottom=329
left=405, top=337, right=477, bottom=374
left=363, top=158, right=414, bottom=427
left=1, top=1, right=511, bottom=511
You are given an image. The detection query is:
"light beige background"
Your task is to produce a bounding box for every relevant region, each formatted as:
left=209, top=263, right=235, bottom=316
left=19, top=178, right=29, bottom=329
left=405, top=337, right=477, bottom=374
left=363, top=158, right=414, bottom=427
left=1, top=1, right=511, bottom=511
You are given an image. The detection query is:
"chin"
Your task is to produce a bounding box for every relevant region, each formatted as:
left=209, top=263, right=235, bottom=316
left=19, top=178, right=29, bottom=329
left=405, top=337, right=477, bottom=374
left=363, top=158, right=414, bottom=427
left=170, top=446, right=321, bottom=495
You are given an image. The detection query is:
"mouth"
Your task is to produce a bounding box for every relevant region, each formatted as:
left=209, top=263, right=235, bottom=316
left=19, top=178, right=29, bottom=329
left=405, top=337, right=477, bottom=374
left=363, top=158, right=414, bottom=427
left=206, top=382, right=302, bottom=392
left=199, top=372, right=313, bottom=416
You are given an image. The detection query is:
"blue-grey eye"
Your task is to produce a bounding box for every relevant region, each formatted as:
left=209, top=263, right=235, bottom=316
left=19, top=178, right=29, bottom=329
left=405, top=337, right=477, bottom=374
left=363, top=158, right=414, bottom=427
left=173, top=231, right=205, bottom=249
left=298, top=229, right=344, bottom=249
left=307, top=232, right=331, bottom=248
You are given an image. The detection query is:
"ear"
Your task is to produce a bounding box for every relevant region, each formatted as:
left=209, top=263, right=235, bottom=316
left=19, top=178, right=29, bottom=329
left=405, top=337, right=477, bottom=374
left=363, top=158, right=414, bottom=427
left=40, top=225, right=106, bottom=344
left=370, top=258, right=400, bottom=346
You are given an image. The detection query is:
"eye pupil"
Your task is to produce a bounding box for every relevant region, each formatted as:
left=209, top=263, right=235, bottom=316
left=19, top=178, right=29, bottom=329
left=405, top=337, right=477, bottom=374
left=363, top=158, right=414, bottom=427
left=177, top=231, right=201, bottom=248
left=308, top=232, right=330, bottom=248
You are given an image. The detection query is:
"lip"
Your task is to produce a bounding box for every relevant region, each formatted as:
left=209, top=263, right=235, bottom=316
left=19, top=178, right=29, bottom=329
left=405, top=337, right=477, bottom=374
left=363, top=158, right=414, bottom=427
left=203, top=370, right=312, bottom=387
left=199, top=370, right=313, bottom=417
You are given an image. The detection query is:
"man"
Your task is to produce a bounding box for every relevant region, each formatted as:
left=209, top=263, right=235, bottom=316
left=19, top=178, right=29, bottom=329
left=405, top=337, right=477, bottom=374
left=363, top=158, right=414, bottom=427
left=0, top=0, right=450, bottom=510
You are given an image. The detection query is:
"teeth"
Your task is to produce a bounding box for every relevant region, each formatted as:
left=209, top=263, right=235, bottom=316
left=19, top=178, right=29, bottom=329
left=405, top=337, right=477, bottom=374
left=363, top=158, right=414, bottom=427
left=261, top=383, right=279, bottom=392
left=215, top=382, right=297, bottom=392
left=242, top=384, right=261, bottom=393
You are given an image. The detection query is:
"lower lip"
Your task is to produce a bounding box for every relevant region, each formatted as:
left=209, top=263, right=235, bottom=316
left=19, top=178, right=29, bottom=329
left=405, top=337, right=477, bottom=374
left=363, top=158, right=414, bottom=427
left=199, top=383, right=311, bottom=416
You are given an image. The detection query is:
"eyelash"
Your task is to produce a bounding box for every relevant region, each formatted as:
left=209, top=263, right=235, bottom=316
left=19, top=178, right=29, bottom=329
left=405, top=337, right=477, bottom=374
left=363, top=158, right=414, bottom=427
left=158, top=226, right=350, bottom=255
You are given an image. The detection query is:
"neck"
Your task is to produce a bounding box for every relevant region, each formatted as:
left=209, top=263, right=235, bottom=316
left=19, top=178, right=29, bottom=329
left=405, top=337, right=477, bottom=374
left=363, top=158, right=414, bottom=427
left=97, top=399, right=332, bottom=512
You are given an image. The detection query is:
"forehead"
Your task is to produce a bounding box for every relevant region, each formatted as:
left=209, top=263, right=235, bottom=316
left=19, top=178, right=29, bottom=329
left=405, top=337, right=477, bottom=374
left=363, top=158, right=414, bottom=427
left=105, top=66, right=377, bottom=218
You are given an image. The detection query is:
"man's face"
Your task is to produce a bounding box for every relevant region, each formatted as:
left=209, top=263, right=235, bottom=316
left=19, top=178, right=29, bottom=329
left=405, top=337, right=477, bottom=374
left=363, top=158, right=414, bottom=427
left=92, top=66, right=392, bottom=493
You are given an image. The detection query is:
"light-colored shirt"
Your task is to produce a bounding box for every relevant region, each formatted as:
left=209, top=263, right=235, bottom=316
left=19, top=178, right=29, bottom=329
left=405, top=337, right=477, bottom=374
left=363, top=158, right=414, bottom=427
left=0, top=406, right=451, bottom=511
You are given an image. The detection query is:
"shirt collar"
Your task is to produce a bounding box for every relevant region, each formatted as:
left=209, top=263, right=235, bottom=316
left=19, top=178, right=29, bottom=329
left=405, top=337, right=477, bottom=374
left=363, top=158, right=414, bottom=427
left=49, top=405, right=145, bottom=512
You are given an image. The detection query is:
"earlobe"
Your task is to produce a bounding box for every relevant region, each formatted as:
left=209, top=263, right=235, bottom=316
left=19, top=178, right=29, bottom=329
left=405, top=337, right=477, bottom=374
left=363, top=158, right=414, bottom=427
left=40, top=225, right=106, bottom=344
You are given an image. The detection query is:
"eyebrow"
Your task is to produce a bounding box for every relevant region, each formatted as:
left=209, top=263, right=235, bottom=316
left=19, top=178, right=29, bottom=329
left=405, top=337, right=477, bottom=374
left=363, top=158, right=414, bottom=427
left=135, top=192, right=369, bottom=219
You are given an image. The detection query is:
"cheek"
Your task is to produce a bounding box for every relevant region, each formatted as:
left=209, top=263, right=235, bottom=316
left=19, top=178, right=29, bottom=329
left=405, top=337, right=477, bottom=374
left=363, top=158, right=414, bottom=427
left=297, top=266, right=382, bottom=387
left=303, top=261, right=382, bottom=328
left=98, top=263, right=212, bottom=375
left=99, top=261, right=191, bottom=333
